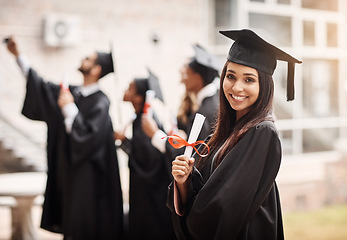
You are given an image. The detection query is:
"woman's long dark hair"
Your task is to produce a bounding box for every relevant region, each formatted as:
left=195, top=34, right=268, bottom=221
left=196, top=61, right=275, bottom=170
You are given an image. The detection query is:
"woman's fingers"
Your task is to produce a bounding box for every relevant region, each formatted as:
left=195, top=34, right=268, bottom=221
left=172, top=155, right=195, bottom=184
left=172, top=158, right=190, bottom=171
left=172, top=169, right=187, bottom=176
left=172, top=162, right=190, bottom=174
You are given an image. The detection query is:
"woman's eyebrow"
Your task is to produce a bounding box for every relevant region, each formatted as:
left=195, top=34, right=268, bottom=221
left=227, top=69, right=258, bottom=78
left=243, top=73, right=258, bottom=78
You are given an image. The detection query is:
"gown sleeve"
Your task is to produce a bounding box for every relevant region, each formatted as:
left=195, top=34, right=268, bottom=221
left=21, top=68, right=61, bottom=122
left=69, top=93, right=112, bottom=169
left=168, top=121, right=282, bottom=239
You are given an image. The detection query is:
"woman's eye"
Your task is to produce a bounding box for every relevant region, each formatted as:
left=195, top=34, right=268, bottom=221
left=226, top=74, right=235, bottom=80
left=246, top=78, right=255, bottom=83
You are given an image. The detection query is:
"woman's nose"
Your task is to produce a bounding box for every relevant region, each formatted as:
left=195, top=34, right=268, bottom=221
left=232, top=80, right=244, bottom=92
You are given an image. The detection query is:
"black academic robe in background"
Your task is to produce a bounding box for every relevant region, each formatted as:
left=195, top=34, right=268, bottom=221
left=167, top=121, right=284, bottom=240
left=177, top=93, right=218, bottom=142
left=123, top=113, right=175, bottom=240
left=22, top=69, right=123, bottom=240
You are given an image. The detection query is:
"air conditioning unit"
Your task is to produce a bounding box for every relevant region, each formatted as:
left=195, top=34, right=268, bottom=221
left=43, top=14, right=81, bottom=47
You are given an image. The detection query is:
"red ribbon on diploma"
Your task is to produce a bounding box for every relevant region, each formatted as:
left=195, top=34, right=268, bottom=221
left=143, top=102, right=150, bottom=114
left=59, top=83, right=70, bottom=92
left=163, top=135, right=210, bottom=157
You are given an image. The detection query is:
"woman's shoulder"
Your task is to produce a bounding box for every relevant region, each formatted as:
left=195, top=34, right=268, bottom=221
left=240, top=121, right=280, bottom=148
left=254, top=120, right=278, bottom=133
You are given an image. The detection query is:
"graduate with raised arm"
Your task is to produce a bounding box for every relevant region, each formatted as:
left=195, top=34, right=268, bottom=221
left=114, top=69, right=176, bottom=240
left=5, top=36, right=123, bottom=240
left=168, top=29, right=302, bottom=239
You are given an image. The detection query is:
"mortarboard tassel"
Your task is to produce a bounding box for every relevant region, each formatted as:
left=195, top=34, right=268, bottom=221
left=287, top=62, right=295, bottom=101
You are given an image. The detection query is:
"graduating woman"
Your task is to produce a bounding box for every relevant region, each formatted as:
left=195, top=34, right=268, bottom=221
left=167, top=29, right=302, bottom=239
left=114, top=69, right=176, bottom=240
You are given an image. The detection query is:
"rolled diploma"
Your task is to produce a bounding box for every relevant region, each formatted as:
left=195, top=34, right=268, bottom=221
left=145, top=90, right=155, bottom=118
left=183, top=113, right=206, bottom=157
left=61, top=72, right=69, bottom=91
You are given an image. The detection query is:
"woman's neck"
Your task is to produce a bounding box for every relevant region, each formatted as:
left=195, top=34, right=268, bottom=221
left=132, top=102, right=143, bottom=115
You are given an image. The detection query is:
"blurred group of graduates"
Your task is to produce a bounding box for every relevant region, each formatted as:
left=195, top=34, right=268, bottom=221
left=4, top=36, right=221, bottom=240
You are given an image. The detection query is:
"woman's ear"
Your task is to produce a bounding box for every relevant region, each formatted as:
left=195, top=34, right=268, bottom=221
left=133, top=94, right=145, bottom=105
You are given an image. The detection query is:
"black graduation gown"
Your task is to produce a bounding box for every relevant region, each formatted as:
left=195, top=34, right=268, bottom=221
left=178, top=93, right=218, bottom=142
left=22, top=69, right=123, bottom=240
left=124, top=113, right=175, bottom=240
left=167, top=121, right=284, bottom=240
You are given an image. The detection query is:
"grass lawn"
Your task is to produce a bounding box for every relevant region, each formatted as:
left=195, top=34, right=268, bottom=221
left=283, top=204, right=347, bottom=240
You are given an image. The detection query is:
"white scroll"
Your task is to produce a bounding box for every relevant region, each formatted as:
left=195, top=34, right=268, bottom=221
left=184, top=113, right=205, bottom=157
left=145, top=90, right=155, bottom=118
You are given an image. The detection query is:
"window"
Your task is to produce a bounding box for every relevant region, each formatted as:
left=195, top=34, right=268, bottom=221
left=273, top=61, right=291, bottom=103
left=302, top=0, right=338, bottom=11
left=303, top=59, right=339, bottom=117
left=303, top=21, right=315, bottom=46
left=277, top=0, right=291, bottom=4
left=214, top=0, right=237, bottom=45
left=249, top=13, right=292, bottom=46
left=327, top=22, right=338, bottom=47
left=303, top=128, right=336, bottom=152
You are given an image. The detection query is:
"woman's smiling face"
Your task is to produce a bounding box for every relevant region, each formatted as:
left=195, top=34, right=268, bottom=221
left=223, top=62, right=260, bottom=121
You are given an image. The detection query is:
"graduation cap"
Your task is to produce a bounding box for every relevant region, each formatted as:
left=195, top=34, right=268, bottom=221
left=188, top=44, right=222, bottom=85
left=219, top=29, right=302, bottom=101
left=96, top=51, right=114, bottom=79
left=147, top=68, right=164, bottom=102
left=134, top=68, right=164, bottom=102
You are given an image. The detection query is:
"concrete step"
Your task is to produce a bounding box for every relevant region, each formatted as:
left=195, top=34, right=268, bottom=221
left=0, top=117, right=46, bottom=173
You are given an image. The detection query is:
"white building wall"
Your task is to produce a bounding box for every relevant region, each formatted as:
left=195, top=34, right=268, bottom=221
left=0, top=0, right=209, bottom=137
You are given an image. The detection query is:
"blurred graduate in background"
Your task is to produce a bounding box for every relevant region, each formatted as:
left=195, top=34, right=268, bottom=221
left=142, top=44, right=222, bottom=159
left=114, top=69, right=175, bottom=240
left=5, top=36, right=123, bottom=240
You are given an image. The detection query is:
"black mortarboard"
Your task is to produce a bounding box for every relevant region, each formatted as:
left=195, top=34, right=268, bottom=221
left=219, top=29, right=302, bottom=101
left=188, top=44, right=222, bottom=85
left=134, top=68, right=164, bottom=102
left=147, top=68, right=164, bottom=102
left=96, top=51, right=114, bottom=79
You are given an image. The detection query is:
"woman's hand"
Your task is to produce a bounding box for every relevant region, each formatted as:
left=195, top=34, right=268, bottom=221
left=141, top=114, right=159, bottom=138
left=113, top=131, right=126, bottom=141
left=172, top=155, right=195, bottom=185
left=172, top=155, right=195, bottom=210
